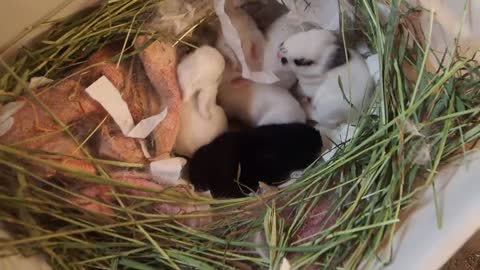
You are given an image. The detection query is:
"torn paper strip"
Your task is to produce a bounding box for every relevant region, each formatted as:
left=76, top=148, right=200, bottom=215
left=157, top=2, right=196, bottom=35
left=86, top=76, right=135, bottom=135
left=0, top=118, right=14, bottom=137
left=86, top=76, right=167, bottom=139
left=0, top=101, right=25, bottom=124
left=28, top=76, right=53, bottom=89
left=280, top=258, right=291, bottom=270
left=214, top=0, right=279, bottom=84
left=258, top=181, right=279, bottom=194
left=319, top=124, right=358, bottom=162
left=127, top=109, right=167, bottom=138
left=139, top=139, right=152, bottom=159
left=0, top=101, right=26, bottom=137
left=278, top=170, right=303, bottom=188
left=150, top=157, right=188, bottom=186
left=198, top=190, right=212, bottom=198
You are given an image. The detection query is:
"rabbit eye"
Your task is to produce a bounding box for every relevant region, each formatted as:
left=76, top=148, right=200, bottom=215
left=281, top=57, right=288, bottom=65
left=294, top=58, right=315, bottom=66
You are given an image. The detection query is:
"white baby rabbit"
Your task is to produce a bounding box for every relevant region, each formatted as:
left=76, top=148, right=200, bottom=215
left=219, top=66, right=306, bottom=126
left=174, top=46, right=228, bottom=157
left=262, top=13, right=302, bottom=89
left=216, top=4, right=266, bottom=72
left=279, top=29, right=374, bottom=128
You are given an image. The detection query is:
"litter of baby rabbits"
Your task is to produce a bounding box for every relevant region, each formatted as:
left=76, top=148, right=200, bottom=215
left=1, top=0, right=480, bottom=269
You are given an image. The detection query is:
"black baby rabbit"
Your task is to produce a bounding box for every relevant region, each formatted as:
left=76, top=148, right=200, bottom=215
left=188, top=123, right=322, bottom=198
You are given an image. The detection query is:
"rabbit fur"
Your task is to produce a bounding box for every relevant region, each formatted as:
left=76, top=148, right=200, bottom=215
left=174, top=46, right=228, bottom=157
left=188, top=123, right=322, bottom=198
left=279, top=29, right=374, bottom=128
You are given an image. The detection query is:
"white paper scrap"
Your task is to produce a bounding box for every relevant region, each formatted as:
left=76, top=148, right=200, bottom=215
left=28, top=76, right=53, bottom=89
left=139, top=139, right=152, bottom=159
left=0, top=118, right=14, bottom=137
left=0, top=101, right=25, bottom=124
left=86, top=76, right=135, bottom=135
left=127, top=109, right=167, bottom=138
left=150, top=157, right=188, bottom=186
left=0, top=101, right=26, bottom=137
left=319, top=124, right=357, bottom=162
left=280, top=258, right=291, bottom=270
left=214, top=0, right=279, bottom=84
left=198, top=190, right=212, bottom=198
left=86, top=76, right=167, bottom=139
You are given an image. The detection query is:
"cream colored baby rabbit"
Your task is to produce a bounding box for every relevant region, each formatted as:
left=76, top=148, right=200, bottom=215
left=174, top=46, right=228, bottom=157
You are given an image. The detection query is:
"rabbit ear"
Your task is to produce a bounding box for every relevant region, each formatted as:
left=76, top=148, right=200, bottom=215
left=195, top=90, right=214, bottom=119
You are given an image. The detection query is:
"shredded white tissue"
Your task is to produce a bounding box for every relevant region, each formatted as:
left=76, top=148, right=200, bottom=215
left=404, top=120, right=424, bottom=137
left=214, top=0, right=279, bottom=84
left=28, top=76, right=53, bottom=89
left=139, top=139, right=152, bottom=159
left=413, top=143, right=432, bottom=165
left=0, top=101, right=25, bottom=124
left=147, top=0, right=212, bottom=36
left=86, top=76, right=134, bottom=135
left=157, top=3, right=196, bottom=35
left=0, top=101, right=26, bottom=137
left=198, top=190, right=213, bottom=198
left=258, top=181, right=279, bottom=194
left=86, top=76, right=167, bottom=139
left=0, top=118, right=14, bottom=137
left=150, top=157, right=188, bottom=186
left=280, top=257, right=291, bottom=270
left=126, top=109, right=167, bottom=138
left=290, top=170, right=303, bottom=179
left=277, top=170, right=303, bottom=188
left=320, top=124, right=357, bottom=162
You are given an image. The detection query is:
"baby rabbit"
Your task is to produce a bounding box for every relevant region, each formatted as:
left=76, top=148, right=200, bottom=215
left=218, top=66, right=306, bottom=126
left=188, top=123, right=322, bottom=198
left=263, top=13, right=303, bottom=89
left=279, top=29, right=374, bottom=128
left=174, top=46, right=228, bottom=157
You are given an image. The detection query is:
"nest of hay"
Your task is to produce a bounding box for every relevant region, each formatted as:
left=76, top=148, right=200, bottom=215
left=1, top=0, right=479, bottom=269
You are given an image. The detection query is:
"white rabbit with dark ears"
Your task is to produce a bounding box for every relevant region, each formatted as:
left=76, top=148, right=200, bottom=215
left=279, top=29, right=374, bottom=128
